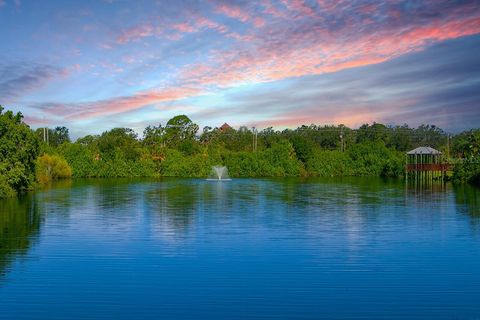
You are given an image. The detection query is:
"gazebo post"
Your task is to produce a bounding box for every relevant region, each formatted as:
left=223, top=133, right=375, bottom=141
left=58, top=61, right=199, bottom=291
left=405, top=153, right=407, bottom=182
left=420, top=153, right=423, bottom=184
left=413, top=153, right=416, bottom=182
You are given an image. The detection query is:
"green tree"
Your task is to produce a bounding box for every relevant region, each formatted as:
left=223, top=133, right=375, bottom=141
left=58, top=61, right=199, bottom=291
left=412, top=124, right=446, bottom=149
left=50, top=126, right=70, bottom=146
left=165, top=115, right=199, bottom=146
left=58, top=143, right=98, bottom=178
left=452, top=129, right=480, bottom=185
left=307, top=150, right=353, bottom=176
left=348, top=140, right=403, bottom=177
left=97, top=128, right=140, bottom=161
left=0, top=106, right=40, bottom=197
left=389, top=124, right=414, bottom=151
left=143, top=125, right=166, bottom=148
left=289, top=135, right=317, bottom=163
left=34, top=126, right=70, bottom=147
left=356, top=123, right=391, bottom=145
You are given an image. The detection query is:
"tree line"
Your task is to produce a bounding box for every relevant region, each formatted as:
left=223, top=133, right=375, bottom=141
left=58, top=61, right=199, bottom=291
left=1, top=106, right=479, bottom=197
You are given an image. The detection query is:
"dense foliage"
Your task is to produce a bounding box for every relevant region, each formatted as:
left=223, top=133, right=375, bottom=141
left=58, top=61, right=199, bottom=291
left=452, top=129, right=480, bottom=185
left=58, top=129, right=156, bottom=178
left=2, top=105, right=480, bottom=195
left=0, top=106, right=39, bottom=197
left=49, top=118, right=450, bottom=180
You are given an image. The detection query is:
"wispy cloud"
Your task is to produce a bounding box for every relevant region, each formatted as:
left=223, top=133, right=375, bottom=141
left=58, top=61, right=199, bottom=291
left=279, top=0, right=316, bottom=17
left=33, top=87, right=200, bottom=120
left=179, top=0, right=480, bottom=88
left=191, top=35, right=480, bottom=131
left=116, top=23, right=158, bottom=44
left=2, top=0, right=480, bottom=131
left=215, top=3, right=251, bottom=22
left=0, top=63, right=68, bottom=103
left=115, top=13, right=228, bottom=45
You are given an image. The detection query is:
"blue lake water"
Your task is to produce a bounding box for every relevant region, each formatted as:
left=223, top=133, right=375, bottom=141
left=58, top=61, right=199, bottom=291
left=1, top=178, right=480, bottom=319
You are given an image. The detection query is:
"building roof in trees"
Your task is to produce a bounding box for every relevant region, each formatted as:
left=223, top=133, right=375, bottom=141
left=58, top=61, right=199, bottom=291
left=406, top=146, right=442, bottom=155
left=219, top=123, right=232, bottom=132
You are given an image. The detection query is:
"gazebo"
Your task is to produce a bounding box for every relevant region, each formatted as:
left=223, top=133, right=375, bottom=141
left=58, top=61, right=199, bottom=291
left=405, top=146, right=449, bottom=181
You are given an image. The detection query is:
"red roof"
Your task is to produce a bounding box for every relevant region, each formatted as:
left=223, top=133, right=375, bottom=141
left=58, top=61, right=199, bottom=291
left=219, top=123, right=232, bottom=132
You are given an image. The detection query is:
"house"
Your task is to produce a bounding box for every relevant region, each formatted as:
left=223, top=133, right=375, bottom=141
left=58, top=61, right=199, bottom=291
left=219, top=123, right=233, bottom=132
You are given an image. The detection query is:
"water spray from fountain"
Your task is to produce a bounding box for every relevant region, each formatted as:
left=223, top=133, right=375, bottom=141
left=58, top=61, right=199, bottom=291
left=207, top=166, right=231, bottom=181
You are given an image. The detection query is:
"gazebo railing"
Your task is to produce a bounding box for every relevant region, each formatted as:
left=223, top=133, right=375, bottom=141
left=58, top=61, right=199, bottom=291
left=406, top=163, right=452, bottom=172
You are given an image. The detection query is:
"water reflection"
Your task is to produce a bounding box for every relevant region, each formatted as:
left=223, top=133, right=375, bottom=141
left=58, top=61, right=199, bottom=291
left=144, top=180, right=198, bottom=246
left=453, top=184, right=480, bottom=234
left=1, top=178, right=480, bottom=319
left=0, top=194, right=41, bottom=277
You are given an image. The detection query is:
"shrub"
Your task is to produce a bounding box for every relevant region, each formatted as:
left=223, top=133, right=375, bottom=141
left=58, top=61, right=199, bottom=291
left=307, top=150, right=354, bottom=176
left=348, top=141, right=403, bottom=177
left=159, top=149, right=212, bottom=177
left=36, top=154, right=72, bottom=184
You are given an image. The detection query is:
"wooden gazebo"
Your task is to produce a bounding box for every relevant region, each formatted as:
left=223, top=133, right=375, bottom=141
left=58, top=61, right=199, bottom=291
left=405, top=146, right=450, bottom=182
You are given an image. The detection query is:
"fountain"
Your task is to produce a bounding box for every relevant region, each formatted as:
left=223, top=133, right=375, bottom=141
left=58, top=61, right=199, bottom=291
left=207, top=166, right=231, bottom=181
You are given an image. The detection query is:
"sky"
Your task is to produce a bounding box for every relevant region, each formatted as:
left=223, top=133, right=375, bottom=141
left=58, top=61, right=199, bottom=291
left=1, top=0, right=480, bottom=138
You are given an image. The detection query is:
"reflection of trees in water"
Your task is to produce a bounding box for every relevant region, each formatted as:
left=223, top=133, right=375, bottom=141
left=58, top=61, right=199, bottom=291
left=144, top=180, right=257, bottom=234
left=94, top=185, right=134, bottom=214
left=69, top=179, right=147, bottom=225
left=453, top=184, right=480, bottom=220
left=263, top=177, right=406, bottom=212
left=0, top=195, right=41, bottom=277
left=92, top=179, right=139, bottom=212
left=145, top=181, right=198, bottom=232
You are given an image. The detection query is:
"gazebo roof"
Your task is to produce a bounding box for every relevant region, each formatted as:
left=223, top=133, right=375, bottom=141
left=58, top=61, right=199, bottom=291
left=406, top=146, right=442, bottom=155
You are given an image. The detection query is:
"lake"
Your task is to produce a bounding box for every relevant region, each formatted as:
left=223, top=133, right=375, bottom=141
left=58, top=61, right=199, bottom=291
left=1, top=178, right=480, bottom=319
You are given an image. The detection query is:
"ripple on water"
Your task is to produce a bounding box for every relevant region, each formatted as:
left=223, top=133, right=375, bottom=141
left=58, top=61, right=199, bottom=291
left=1, top=177, right=480, bottom=319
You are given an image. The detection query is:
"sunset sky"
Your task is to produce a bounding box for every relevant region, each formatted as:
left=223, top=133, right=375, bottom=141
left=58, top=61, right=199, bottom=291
left=1, top=0, right=480, bottom=138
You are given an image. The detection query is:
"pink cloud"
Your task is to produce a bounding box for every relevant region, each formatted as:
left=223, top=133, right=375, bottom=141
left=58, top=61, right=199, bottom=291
left=253, top=17, right=266, bottom=28
left=357, top=3, right=377, bottom=15
left=171, top=17, right=229, bottom=35
left=280, top=0, right=316, bottom=17
left=22, top=1, right=480, bottom=125
left=115, top=15, right=228, bottom=44
left=213, top=2, right=267, bottom=29
left=23, top=115, right=51, bottom=126
left=116, top=23, right=158, bottom=44
left=38, top=87, right=201, bottom=120
left=262, top=0, right=287, bottom=18
left=251, top=100, right=417, bottom=129
left=178, top=8, right=480, bottom=89
left=172, top=22, right=196, bottom=33
left=215, top=3, right=250, bottom=22
left=197, top=16, right=229, bottom=33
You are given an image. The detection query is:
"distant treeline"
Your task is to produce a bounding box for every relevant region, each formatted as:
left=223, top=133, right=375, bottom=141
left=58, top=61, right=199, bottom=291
left=1, top=106, right=480, bottom=197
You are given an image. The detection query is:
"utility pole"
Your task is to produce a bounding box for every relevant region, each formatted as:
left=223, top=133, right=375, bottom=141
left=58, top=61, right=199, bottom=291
left=340, top=127, right=344, bottom=152
left=447, top=134, right=450, bottom=159
left=43, top=127, right=49, bottom=145
left=252, top=127, right=258, bottom=152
